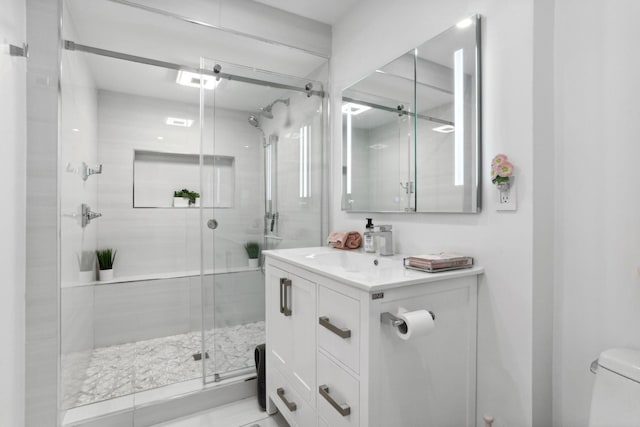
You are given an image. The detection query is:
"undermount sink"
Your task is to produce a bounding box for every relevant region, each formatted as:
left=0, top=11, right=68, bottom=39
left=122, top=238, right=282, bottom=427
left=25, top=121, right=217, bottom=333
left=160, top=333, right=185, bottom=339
left=303, top=250, right=394, bottom=272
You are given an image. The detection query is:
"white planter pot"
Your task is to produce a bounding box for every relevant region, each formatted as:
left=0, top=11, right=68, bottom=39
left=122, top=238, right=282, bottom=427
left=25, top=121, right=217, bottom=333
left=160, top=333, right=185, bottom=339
left=173, top=197, right=189, bottom=208
left=248, top=258, right=259, bottom=268
left=99, top=269, right=114, bottom=281
left=193, top=198, right=200, bottom=207
left=79, top=270, right=94, bottom=283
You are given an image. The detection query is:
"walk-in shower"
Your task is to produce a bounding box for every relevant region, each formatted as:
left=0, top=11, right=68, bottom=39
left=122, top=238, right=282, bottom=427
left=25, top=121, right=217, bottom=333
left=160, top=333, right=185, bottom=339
left=59, top=0, right=326, bottom=424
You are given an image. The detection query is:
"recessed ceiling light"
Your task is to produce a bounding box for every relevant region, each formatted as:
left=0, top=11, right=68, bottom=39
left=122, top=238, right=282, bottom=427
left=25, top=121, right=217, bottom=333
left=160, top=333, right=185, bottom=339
left=165, top=117, right=194, bottom=127
left=433, top=125, right=456, bottom=133
left=176, top=70, right=220, bottom=90
left=72, top=128, right=80, bottom=132
left=457, top=18, right=473, bottom=29
left=342, top=102, right=372, bottom=116
left=157, top=136, right=164, bottom=140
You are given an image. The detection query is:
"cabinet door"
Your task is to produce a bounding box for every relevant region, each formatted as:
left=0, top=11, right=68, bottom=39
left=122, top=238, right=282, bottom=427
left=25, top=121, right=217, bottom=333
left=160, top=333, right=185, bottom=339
left=267, top=266, right=293, bottom=378
left=266, top=265, right=317, bottom=406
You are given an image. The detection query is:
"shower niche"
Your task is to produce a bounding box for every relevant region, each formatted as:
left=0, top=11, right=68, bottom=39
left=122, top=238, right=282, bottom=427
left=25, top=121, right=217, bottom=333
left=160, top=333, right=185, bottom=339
left=133, top=150, right=235, bottom=208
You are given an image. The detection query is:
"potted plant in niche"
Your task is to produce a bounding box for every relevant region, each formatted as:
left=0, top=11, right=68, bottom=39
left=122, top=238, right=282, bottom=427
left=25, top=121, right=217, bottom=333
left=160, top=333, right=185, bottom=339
left=244, top=242, right=261, bottom=268
left=78, top=250, right=95, bottom=283
left=188, top=190, right=200, bottom=207
left=173, top=188, right=200, bottom=207
left=96, top=248, right=117, bottom=281
left=173, top=189, right=189, bottom=207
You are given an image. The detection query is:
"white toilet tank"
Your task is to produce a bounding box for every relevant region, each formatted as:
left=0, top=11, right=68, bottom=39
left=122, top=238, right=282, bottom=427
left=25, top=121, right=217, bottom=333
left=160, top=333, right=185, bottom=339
left=589, top=348, right=640, bottom=427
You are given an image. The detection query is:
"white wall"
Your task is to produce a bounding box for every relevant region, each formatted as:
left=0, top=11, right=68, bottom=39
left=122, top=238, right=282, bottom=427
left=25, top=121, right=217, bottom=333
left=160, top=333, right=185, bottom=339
left=553, top=1, right=640, bottom=425
left=0, top=0, right=26, bottom=425
left=332, top=1, right=537, bottom=426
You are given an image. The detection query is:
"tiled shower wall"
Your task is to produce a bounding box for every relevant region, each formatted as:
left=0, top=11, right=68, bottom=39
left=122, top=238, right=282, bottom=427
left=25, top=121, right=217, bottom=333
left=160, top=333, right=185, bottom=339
left=95, top=91, right=264, bottom=277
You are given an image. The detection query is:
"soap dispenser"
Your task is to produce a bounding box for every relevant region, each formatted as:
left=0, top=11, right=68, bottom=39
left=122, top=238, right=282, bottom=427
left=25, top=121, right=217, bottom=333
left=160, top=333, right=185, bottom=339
left=364, top=218, right=376, bottom=253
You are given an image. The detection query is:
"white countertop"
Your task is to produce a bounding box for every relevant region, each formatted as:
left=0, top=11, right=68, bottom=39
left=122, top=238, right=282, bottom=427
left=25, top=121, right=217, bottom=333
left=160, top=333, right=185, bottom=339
left=263, top=246, right=484, bottom=291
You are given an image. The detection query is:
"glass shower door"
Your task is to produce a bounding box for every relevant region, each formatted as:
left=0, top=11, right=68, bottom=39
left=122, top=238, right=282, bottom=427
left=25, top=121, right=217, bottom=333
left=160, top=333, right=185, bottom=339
left=200, top=57, right=324, bottom=383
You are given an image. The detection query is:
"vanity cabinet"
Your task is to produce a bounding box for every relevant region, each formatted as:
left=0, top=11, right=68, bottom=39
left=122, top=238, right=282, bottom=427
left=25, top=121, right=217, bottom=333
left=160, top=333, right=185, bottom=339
left=265, top=248, right=482, bottom=427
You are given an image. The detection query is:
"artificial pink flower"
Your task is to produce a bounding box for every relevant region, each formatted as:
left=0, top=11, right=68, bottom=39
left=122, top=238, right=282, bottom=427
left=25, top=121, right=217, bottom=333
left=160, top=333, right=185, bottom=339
left=492, top=154, right=508, bottom=167
left=491, top=167, right=498, bottom=179
left=496, top=161, right=514, bottom=177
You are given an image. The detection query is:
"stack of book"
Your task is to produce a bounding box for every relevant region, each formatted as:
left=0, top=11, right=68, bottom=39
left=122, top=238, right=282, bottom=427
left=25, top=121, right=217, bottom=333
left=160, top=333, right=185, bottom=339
left=404, top=253, right=473, bottom=273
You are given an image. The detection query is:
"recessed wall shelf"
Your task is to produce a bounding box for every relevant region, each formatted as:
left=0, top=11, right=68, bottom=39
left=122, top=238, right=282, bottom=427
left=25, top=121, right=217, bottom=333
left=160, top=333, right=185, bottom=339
left=133, top=150, right=235, bottom=208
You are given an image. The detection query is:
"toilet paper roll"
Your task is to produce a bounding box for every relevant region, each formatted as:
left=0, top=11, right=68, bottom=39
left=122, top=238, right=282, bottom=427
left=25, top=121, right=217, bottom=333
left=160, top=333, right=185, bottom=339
left=396, top=309, right=435, bottom=340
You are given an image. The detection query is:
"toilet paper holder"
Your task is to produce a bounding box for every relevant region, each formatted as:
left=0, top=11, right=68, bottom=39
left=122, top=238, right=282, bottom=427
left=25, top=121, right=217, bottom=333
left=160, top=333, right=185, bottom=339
left=380, top=311, right=435, bottom=333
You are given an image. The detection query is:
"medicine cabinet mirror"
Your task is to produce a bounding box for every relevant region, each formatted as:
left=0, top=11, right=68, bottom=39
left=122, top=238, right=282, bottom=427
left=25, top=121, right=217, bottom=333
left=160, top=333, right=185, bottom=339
left=341, top=14, right=481, bottom=213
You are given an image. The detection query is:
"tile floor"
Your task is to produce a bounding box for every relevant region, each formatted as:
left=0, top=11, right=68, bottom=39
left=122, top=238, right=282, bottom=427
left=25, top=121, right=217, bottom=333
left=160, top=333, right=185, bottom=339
left=151, top=398, right=288, bottom=427
left=62, top=321, right=265, bottom=408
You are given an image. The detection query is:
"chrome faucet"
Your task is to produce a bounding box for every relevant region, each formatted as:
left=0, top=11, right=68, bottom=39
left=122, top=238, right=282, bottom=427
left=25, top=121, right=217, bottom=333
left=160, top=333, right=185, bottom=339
left=377, top=225, right=393, bottom=256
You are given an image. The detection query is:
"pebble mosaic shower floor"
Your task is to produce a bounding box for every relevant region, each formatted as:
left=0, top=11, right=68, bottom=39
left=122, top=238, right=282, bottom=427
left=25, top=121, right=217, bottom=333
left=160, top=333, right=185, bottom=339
left=62, top=321, right=265, bottom=408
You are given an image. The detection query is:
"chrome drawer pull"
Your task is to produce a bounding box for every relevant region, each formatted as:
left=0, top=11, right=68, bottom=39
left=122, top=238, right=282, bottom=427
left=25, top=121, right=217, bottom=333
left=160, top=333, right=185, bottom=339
left=319, top=316, right=351, bottom=339
left=279, top=278, right=292, bottom=316
left=319, top=384, right=351, bottom=416
left=277, top=387, right=297, bottom=412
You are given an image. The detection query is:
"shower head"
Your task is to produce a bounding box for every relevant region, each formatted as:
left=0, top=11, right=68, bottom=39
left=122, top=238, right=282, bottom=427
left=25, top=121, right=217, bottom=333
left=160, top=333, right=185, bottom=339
left=260, top=98, right=290, bottom=119
left=260, top=107, right=274, bottom=119
left=248, top=115, right=260, bottom=128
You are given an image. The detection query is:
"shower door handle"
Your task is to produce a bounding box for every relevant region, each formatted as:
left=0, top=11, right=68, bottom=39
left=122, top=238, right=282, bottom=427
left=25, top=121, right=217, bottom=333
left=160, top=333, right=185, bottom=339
left=207, top=219, right=218, bottom=230
left=279, top=278, right=292, bottom=316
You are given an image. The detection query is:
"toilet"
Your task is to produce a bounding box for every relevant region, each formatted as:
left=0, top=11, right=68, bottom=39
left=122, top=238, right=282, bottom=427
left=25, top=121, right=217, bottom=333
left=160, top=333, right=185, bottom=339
left=589, top=348, right=640, bottom=426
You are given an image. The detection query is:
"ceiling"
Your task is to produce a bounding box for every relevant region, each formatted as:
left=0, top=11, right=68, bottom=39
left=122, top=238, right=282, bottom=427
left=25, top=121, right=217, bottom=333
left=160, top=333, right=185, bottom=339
left=252, top=0, right=359, bottom=25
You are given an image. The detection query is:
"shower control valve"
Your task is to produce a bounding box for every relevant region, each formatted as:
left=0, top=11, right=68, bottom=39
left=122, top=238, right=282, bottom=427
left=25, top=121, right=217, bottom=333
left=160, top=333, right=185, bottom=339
left=81, top=203, right=102, bottom=228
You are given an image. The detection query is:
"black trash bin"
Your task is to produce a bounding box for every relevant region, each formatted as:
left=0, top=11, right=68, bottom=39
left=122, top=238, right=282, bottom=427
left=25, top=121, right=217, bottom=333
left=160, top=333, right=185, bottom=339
left=255, top=343, right=266, bottom=410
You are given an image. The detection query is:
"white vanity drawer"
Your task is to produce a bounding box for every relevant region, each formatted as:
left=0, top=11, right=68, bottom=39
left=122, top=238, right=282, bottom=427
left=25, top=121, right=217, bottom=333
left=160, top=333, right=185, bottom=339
left=268, top=368, right=316, bottom=427
left=318, top=285, right=360, bottom=373
left=317, top=352, right=359, bottom=427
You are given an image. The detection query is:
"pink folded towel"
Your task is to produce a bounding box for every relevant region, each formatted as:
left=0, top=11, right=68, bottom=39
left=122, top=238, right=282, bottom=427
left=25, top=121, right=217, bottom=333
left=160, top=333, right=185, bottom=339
left=327, top=231, right=362, bottom=249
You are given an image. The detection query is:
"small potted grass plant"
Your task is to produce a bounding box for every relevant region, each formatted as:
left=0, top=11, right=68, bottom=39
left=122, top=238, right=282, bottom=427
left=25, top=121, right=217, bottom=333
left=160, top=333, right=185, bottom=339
left=96, top=248, right=117, bottom=281
left=244, top=242, right=261, bottom=268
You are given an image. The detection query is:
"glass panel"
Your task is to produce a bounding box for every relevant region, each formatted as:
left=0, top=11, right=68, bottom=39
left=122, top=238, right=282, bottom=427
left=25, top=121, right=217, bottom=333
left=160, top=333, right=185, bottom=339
left=59, top=47, right=203, bottom=424
left=415, top=16, right=480, bottom=212
left=201, top=57, right=324, bottom=383
left=61, top=0, right=327, bottom=422
left=342, top=52, right=416, bottom=212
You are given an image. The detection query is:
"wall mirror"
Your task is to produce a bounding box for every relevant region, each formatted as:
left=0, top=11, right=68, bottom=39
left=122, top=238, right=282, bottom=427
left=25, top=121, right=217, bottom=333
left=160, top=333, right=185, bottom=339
left=341, top=15, right=481, bottom=213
